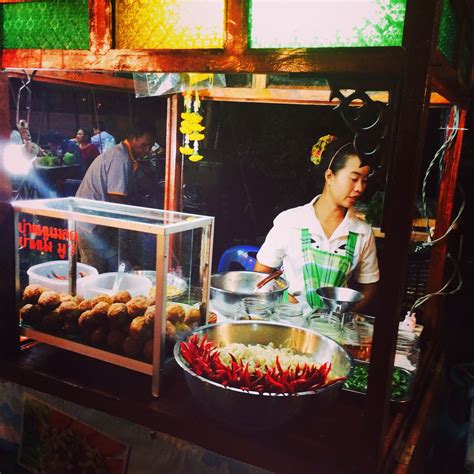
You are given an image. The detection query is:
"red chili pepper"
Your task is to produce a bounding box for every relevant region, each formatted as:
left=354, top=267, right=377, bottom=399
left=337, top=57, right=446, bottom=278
left=179, top=336, right=335, bottom=395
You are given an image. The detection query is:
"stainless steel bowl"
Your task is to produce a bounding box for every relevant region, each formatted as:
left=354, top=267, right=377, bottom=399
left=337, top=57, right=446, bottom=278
left=210, top=271, right=288, bottom=318
left=316, top=286, right=364, bottom=314
left=174, top=321, right=353, bottom=431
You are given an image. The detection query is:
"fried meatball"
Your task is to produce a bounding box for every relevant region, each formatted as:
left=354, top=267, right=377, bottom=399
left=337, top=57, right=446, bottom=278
left=20, top=304, right=43, bottom=326
left=78, top=310, right=95, bottom=332
left=107, top=329, right=127, bottom=352
left=59, top=293, right=84, bottom=304
left=78, top=299, right=95, bottom=312
left=89, top=302, right=109, bottom=325
left=113, top=290, right=132, bottom=304
left=165, top=320, right=176, bottom=339
left=129, top=316, right=151, bottom=341
left=89, top=327, right=108, bottom=346
left=41, top=309, right=62, bottom=332
left=122, top=336, right=143, bottom=357
left=166, top=304, right=185, bottom=324
left=143, top=305, right=156, bottom=327
left=107, top=303, right=129, bottom=329
left=23, top=284, right=46, bottom=304
left=91, top=294, right=113, bottom=306
left=126, top=296, right=148, bottom=318
left=175, top=322, right=191, bottom=335
left=37, top=290, right=61, bottom=311
left=57, top=301, right=81, bottom=323
left=143, top=339, right=154, bottom=362
left=184, top=308, right=201, bottom=327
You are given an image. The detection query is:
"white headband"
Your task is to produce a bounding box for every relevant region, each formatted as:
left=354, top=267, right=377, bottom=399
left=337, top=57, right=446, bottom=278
left=326, top=142, right=352, bottom=171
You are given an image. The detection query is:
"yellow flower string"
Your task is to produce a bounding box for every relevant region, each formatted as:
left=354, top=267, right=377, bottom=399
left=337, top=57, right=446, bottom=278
left=179, top=90, right=205, bottom=161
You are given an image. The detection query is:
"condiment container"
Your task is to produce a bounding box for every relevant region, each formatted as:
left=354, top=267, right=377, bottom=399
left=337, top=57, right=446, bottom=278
left=341, top=313, right=374, bottom=362
left=307, top=312, right=343, bottom=342
left=237, top=297, right=272, bottom=321
left=272, top=303, right=305, bottom=327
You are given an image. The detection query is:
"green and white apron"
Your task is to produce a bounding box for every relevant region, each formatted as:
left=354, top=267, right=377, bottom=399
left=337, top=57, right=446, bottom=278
left=301, top=228, right=358, bottom=309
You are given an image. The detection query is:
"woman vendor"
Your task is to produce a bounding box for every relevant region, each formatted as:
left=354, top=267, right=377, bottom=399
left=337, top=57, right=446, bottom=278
left=254, top=135, right=379, bottom=312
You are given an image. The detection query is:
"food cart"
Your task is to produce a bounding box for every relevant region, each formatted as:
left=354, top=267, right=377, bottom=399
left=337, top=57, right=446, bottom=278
left=0, top=0, right=472, bottom=472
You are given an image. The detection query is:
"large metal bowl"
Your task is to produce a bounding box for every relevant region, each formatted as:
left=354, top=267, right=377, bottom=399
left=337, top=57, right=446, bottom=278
left=174, top=321, right=353, bottom=431
left=210, top=271, right=288, bottom=318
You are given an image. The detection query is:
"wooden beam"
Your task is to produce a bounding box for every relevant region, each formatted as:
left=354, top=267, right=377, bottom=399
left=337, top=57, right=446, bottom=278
left=6, top=70, right=134, bottom=91
left=0, top=48, right=406, bottom=75
left=200, top=87, right=450, bottom=106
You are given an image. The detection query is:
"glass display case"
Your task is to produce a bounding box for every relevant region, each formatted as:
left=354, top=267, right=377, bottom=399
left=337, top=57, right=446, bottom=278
left=12, top=197, right=214, bottom=397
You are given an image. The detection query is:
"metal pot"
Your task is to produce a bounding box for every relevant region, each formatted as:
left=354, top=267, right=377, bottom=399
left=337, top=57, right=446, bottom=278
left=210, top=271, right=288, bottom=318
left=174, top=321, right=353, bottom=431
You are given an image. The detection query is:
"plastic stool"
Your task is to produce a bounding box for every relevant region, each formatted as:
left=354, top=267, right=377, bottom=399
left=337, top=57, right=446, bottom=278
left=217, top=245, right=260, bottom=272
left=63, top=179, right=82, bottom=197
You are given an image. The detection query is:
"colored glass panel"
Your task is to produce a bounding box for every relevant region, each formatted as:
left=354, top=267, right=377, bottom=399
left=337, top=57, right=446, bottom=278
left=437, top=0, right=457, bottom=64
left=1, top=0, right=89, bottom=50
left=115, top=0, right=225, bottom=50
left=249, top=0, right=407, bottom=48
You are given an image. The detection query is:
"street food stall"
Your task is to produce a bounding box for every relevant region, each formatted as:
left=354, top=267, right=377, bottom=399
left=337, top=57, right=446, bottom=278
left=0, top=0, right=472, bottom=472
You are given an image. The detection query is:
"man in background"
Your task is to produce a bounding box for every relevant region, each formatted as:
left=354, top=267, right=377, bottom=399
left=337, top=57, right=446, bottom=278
left=75, top=122, right=155, bottom=272
left=91, top=120, right=116, bottom=154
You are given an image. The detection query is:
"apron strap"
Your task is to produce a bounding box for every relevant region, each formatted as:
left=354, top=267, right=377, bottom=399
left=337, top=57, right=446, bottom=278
left=345, top=231, right=358, bottom=261
left=301, top=228, right=312, bottom=250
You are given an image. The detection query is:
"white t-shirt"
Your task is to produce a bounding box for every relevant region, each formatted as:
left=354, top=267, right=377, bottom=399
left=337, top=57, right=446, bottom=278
left=257, top=196, right=380, bottom=303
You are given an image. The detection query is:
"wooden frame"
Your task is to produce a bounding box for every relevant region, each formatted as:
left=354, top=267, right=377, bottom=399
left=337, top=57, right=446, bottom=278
left=0, top=0, right=472, bottom=472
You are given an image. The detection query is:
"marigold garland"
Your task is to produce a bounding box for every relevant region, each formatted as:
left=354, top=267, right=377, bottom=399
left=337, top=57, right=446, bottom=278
left=180, top=90, right=205, bottom=162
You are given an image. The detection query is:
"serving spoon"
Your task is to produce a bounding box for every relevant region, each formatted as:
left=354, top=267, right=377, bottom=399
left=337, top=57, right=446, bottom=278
left=112, top=262, right=126, bottom=293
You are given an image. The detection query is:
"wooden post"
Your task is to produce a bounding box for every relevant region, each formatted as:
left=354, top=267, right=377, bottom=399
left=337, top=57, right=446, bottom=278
left=364, top=0, right=442, bottom=471
left=164, top=94, right=183, bottom=212
left=424, top=107, right=467, bottom=338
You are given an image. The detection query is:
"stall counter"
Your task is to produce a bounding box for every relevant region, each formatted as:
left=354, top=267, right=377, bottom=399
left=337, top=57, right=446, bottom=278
left=0, top=343, right=391, bottom=473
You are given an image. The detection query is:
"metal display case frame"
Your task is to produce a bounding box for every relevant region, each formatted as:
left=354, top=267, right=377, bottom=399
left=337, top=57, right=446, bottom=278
left=12, top=197, right=214, bottom=397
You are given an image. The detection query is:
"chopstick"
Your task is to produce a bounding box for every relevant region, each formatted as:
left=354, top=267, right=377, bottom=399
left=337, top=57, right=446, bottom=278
left=256, top=269, right=284, bottom=290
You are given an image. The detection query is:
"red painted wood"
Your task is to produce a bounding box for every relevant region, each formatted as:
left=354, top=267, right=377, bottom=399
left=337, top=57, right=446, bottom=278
left=0, top=47, right=405, bottom=75
left=89, top=0, right=112, bottom=54
left=424, top=107, right=467, bottom=338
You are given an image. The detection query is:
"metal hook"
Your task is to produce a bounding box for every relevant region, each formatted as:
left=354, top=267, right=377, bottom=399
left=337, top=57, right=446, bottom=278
left=16, top=70, right=36, bottom=129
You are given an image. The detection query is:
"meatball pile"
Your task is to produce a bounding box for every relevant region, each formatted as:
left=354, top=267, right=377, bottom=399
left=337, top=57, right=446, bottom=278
left=20, top=285, right=203, bottom=362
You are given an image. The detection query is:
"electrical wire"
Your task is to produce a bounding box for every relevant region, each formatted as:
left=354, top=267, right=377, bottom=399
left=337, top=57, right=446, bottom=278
left=409, top=252, right=462, bottom=315
left=409, top=106, right=464, bottom=315
left=415, top=106, right=464, bottom=253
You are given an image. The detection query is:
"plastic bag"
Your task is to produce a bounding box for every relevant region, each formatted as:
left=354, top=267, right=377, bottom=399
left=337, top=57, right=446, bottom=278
left=134, top=73, right=226, bottom=98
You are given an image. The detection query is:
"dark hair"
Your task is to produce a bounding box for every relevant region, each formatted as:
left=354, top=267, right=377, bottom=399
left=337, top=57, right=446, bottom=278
left=127, top=121, right=155, bottom=140
left=78, top=128, right=92, bottom=142
left=320, top=138, right=357, bottom=174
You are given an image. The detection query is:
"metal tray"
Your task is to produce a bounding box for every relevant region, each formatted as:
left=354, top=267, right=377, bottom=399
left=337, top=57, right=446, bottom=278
left=342, top=360, right=414, bottom=403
